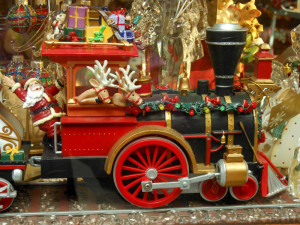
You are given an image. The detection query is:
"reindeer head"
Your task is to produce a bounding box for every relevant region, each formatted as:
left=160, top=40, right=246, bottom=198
left=87, top=60, right=118, bottom=104
left=237, top=0, right=261, bottom=23
left=110, top=65, right=143, bottom=106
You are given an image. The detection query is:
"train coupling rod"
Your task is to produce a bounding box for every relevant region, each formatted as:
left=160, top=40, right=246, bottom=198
left=141, top=173, right=220, bottom=192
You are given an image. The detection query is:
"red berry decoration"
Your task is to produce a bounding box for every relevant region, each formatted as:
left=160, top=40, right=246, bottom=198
left=243, top=99, right=250, bottom=108
left=189, top=109, right=195, bottom=116
left=215, top=96, right=221, bottom=105
left=205, top=96, right=211, bottom=104
left=250, top=101, right=257, bottom=109
left=237, top=106, right=244, bottom=113
left=259, top=131, right=266, bottom=143
left=145, top=106, right=151, bottom=112
left=7, top=1, right=37, bottom=34
left=244, top=108, right=252, bottom=113
left=211, top=97, right=221, bottom=105
left=165, top=104, right=175, bottom=111
left=173, top=95, right=179, bottom=103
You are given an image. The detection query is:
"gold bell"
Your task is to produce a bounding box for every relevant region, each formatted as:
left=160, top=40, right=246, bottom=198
left=31, top=60, right=44, bottom=70
left=221, top=131, right=226, bottom=145
left=12, top=55, right=25, bottom=63
left=15, top=0, right=28, bottom=5
left=35, top=0, right=46, bottom=5
left=178, top=70, right=190, bottom=96
left=77, top=0, right=91, bottom=5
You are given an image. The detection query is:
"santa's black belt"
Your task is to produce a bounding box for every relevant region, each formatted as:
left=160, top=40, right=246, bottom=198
left=31, top=103, right=59, bottom=115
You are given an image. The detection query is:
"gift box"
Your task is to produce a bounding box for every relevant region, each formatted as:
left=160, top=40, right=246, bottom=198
left=1, top=147, right=24, bottom=161
left=86, top=26, right=114, bottom=43
left=120, top=30, right=135, bottom=43
left=67, top=6, right=88, bottom=29
left=87, top=10, right=105, bottom=27
left=109, top=11, right=125, bottom=33
left=65, top=27, right=86, bottom=42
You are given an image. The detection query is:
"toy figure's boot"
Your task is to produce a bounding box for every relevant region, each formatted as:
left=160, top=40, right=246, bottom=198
left=43, top=134, right=62, bottom=151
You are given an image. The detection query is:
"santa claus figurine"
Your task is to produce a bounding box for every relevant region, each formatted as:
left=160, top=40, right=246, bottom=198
left=1, top=75, right=66, bottom=149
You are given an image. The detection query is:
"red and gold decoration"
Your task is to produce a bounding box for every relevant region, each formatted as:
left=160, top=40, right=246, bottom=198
left=6, top=0, right=37, bottom=34
left=5, top=55, right=30, bottom=82
left=254, top=43, right=276, bottom=79
left=24, top=60, right=52, bottom=87
left=33, top=0, right=48, bottom=30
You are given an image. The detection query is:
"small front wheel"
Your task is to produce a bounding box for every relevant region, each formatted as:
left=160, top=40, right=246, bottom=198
left=0, top=178, right=16, bottom=211
left=113, top=137, right=189, bottom=208
left=199, top=178, right=228, bottom=202
left=229, top=175, right=258, bottom=201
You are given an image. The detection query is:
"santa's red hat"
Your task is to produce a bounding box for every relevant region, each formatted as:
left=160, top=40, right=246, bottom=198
left=20, top=78, right=41, bottom=90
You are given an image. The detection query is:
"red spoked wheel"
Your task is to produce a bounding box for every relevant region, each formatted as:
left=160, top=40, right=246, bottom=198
left=113, top=137, right=189, bottom=208
left=229, top=175, right=258, bottom=201
left=200, top=178, right=228, bottom=202
left=0, top=178, right=15, bottom=211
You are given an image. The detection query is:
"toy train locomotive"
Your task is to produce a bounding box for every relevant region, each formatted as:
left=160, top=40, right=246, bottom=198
left=0, top=23, right=287, bottom=210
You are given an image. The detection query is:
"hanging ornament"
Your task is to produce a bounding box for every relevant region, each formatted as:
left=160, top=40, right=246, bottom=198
left=5, top=55, right=30, bottom=82
left=6, top=0, right=37, bottom=34
left=145, top=106, right=151, bottom=112
left=25, top=60, right=52, bottom=87
left=33, top=0, right=48, bottom=30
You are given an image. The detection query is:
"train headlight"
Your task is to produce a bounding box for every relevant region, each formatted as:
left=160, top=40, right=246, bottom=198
left=12, top=169, right=23, bottom=182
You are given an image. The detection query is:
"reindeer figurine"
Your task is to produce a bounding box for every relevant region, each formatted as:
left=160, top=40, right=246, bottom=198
left=75, top=60, right=118, bottom=104
left=110, top=65, right=143, bottom=107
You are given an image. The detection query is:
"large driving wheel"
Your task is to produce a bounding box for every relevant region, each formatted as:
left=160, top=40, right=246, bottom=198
left=0, top=178, right=15, bottom=211
left=113, top=137, right=189, bottom=208
left=200, top=178, right=228, bottom=202
left=229, top=175, right=258, bottom=201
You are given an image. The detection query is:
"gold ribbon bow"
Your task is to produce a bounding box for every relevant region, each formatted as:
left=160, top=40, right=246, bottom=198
left=4, top=146, right=24, bottom=161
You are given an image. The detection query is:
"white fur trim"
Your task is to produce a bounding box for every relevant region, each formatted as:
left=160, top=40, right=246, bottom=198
left=42, top=93, right=51, bottom=102
left=11, top=83, right=21, bottom=93
left=55, top=80, right=64, bottom=90
left=33, top=109, right=66, bottom=126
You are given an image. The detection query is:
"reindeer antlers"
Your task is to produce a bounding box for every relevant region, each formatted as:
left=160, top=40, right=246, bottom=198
left=110, top=65, right=141, bottom=93
left=87, top=60, right=118, bottom=88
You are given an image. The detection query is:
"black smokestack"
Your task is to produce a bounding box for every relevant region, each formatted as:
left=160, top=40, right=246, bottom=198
left=206, top=23, right=247, bottom=96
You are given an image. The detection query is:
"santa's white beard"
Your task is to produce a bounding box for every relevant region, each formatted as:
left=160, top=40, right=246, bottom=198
left=23, top=87, right=44, bottom=108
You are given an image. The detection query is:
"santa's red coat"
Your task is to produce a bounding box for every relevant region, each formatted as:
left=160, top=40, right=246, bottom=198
left=12, top=81, right=65, bottom=137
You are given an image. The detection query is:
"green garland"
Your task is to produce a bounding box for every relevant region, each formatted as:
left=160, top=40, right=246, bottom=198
left=139, top=98, right=256, bottom=115
left=257, top=107, right=263, bottom=139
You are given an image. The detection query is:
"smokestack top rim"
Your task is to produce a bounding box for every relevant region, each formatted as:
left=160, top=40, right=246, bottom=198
left=207, top=23, right=248, bottom=32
